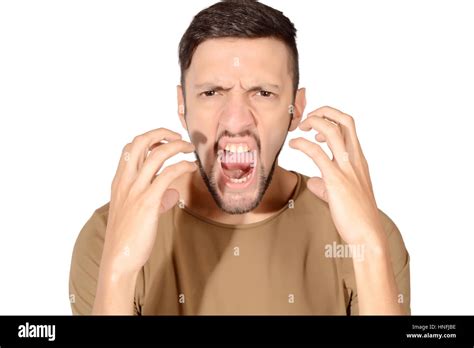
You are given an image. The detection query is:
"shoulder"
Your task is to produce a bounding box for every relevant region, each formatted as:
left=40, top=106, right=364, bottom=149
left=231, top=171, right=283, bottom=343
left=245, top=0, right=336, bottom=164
left=294, top=171, right=407, bottom=253
left=79, top=203, right=108, bottom=239
left=292, top=171, right=332, bottom=215
left=72, top=203, right=109, bottom=261
left=377, top=209, right=409, bottom=262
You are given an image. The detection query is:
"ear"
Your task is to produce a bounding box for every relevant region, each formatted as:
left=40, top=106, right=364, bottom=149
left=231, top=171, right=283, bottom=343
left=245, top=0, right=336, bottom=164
left=176, top=85, right=187, bottom=130
left=288, top=87, right=306, bottom=131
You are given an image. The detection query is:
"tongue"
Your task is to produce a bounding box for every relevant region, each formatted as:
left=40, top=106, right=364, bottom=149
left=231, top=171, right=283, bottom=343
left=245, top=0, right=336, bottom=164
left=221, top=162, right=252, bottom=179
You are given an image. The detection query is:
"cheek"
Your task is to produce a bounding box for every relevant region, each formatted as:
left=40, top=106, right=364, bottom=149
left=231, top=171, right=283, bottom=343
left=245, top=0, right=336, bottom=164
left=185, top=115, right=218, bottom=169
left=258, top=114, right=290, bottom=168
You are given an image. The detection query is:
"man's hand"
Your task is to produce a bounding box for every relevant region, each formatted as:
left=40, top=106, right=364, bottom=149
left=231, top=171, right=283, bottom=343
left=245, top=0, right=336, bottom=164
left=289, top=106, right=405, bottom=315
left=93, top=128, right=197, bottom=314
left=289, top=106, right=383, bottom=247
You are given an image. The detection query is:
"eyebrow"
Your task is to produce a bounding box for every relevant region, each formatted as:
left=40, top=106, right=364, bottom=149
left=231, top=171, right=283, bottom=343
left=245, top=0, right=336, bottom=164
left=246, top=84, right=281, bottom=92
left=193, top=84, right=231, bottom=92
left=193, top=82, right=281, bottom=92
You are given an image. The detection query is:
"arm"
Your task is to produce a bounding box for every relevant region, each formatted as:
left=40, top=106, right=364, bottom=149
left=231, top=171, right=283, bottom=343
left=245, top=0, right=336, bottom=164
left=352, top=238, right=406, bottom=315
left=290, top=106, right=406, bottom=315
left=92, top=261, right=140, bottom=315
left=90, top=128, right=197, bottom=314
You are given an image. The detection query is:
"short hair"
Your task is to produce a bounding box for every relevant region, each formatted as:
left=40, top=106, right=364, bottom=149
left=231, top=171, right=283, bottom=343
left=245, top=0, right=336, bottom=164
left=178, top=0, right=299, bottom=95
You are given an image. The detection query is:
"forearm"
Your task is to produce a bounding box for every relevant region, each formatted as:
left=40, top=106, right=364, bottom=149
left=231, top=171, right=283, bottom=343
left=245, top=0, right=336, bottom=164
left=92, top=260, right=139, bottom=315
left=353, top=235, right=406, bottom=315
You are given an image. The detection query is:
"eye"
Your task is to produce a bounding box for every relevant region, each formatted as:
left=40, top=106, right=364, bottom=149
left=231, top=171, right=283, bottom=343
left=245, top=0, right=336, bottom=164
left=257, top=90, right=273, bottom=97
left=201, top=90, right=216, bottom=97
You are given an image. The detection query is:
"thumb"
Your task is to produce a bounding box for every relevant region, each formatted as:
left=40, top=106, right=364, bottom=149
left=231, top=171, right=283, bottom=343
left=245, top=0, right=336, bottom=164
left=159, top=188, right=180, bottom=213
left=307, top=177, right=328, bottom=202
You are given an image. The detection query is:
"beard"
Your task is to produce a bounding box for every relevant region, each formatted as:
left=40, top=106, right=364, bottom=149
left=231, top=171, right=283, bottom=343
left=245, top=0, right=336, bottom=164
left=194, top=150, right=278, bottom=214
left=187, top=114, right=292, bottom=215
left=193, top=129, right=283, bottom=215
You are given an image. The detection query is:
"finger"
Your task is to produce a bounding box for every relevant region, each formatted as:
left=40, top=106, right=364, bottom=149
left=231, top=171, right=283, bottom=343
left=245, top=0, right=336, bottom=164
left=127, top=128, right=183, bottom=172
left=289, top=137, right=335, bottom=177
left=114, top=128, right=183, bottom=193
left=299, top=116, right=350, bottom=169
left=307, top=106, right=361, bottom=154
left=308, top=106, right=375, bottom=191
left=315, top=133, right=326, bottom=143
left=308, top=105, right=355, bottom=134
left=307, top=177, right=328, bottom=202
left=132, top=140, right=195, bottom=191
left=147, top=160, right=198, bottom=205
left=112, top=142, right=132, bottom=192
left=159, top=188, right=180, bottom=214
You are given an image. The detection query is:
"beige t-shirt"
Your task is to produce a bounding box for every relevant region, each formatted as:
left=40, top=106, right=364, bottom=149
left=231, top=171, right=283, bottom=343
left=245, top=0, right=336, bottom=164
left=69, top=172, right=410, bottom=315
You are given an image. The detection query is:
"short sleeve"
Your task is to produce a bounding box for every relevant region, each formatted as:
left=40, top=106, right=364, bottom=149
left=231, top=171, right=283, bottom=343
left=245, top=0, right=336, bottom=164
left=68, top=205, right=108, bottom=315
left=382, top=211, right=411, bottom=315
left=348, top=210, right=411, bottom=315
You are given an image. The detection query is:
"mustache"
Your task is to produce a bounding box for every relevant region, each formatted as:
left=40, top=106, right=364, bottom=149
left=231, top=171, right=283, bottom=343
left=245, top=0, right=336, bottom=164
left=213, top=130, right=261, bottom=154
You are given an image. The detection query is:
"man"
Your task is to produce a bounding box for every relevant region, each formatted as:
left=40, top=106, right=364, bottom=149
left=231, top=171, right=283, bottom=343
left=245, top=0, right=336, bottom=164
left=69, top=0, right=410, bottom=315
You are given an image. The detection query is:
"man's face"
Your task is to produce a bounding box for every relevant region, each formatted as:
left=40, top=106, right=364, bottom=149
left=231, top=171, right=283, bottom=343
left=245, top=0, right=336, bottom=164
left=181, top=38, right=295, bottom=214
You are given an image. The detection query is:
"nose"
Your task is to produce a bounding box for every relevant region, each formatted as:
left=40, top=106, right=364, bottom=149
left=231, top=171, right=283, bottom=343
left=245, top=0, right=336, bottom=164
left=219, top=93, right=256, bottom=134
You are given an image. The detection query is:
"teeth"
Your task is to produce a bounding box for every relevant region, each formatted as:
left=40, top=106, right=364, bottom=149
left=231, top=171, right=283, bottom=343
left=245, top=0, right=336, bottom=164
left=229, top=171, right=253, bottom=184
left=224, top=143, right=250, bottom=153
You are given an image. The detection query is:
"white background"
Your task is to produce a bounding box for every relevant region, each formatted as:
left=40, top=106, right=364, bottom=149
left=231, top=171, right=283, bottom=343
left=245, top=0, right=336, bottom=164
left=0, top=0, right=473, bottom=315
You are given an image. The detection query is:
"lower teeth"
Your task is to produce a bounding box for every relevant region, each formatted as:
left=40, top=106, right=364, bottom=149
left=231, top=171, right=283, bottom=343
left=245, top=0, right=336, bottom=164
left=229, top=171, right=252, bottom=184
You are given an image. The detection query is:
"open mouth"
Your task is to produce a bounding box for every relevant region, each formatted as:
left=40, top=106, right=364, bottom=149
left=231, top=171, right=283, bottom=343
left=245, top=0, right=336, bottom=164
left=217, top=140, right=258, bottom=189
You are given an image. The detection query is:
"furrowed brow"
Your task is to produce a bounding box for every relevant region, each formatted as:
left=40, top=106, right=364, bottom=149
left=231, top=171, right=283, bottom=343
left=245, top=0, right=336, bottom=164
left=193, top=83, right=232, bottom=92
left=245, top=83, right=281, bottom=93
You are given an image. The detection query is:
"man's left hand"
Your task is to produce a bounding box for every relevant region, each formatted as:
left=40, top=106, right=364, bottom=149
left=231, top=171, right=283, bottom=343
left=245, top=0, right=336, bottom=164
left=289, top=106, right=385, bottom=248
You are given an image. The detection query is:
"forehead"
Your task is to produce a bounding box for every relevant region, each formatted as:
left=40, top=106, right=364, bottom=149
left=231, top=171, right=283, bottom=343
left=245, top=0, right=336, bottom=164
left=186, top=37, right=292, bottom=85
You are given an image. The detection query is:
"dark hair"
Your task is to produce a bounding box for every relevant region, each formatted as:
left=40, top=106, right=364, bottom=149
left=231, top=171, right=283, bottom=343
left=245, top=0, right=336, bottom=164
left=178, top=0, right=299, bottom=96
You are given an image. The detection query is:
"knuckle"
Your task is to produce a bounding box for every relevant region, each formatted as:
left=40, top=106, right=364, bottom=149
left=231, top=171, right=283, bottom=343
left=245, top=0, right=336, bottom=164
left=136, top=193, right=154, bottom=210
left=111, top=177, right=118, bottom=191
left=132, top=134, right=144, bottom=145
left=148, top=146, right=163, bottom=161
left=170, top=139, right=184, bottom=148
left=345, top=114, right=355, bottom=126
left=321, top=105, right=331, bottom=111
left=162, top=160, right=190, bottom=176
left=127, top=183, right=141, bottom=199
left=326, top=124, right=339, bottom=136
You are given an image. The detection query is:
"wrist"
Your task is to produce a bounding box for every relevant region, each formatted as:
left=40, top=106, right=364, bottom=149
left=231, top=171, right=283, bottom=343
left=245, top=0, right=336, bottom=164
left=93, top=257, right=140, bottom=315
left=99, top=256, right=141, bottom=283
left=352, top=230, right=389, bottom=265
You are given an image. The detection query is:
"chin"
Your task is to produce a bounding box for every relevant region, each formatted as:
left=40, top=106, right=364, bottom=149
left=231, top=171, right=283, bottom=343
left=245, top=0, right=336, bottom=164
left=210, top=160, right=267, bottom=215
left=196, top=157, right=271, bottom=215
left=214, top=185, right=262, bottom=215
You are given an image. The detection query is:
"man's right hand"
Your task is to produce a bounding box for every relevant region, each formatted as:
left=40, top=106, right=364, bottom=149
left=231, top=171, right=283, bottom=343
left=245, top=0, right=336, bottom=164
left=92, top=128, right=197, bottom=314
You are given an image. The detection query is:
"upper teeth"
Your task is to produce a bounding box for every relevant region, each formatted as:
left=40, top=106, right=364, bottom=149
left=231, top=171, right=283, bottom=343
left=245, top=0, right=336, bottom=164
left=225, top=143, right=249, bottom=153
